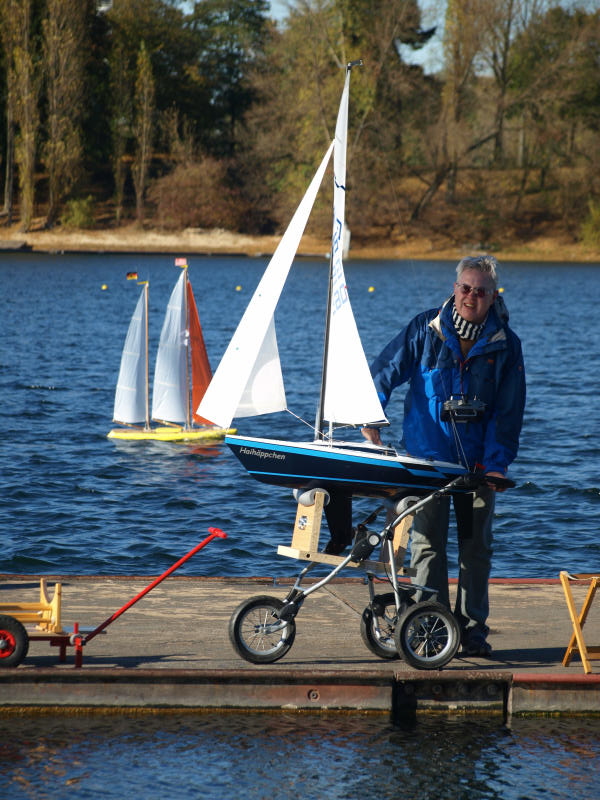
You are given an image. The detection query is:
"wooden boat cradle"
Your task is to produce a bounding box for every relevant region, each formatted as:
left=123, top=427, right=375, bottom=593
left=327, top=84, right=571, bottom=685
left=278, top=490, right=415, bottom=575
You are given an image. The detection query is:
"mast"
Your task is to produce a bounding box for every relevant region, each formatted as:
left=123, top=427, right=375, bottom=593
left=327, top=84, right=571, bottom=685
left=314, top=59, right=362, bottom=441
left=180, top=260, right=192, bottom=431
left=315, top=230, right=335, bottom=442
left=143, top=282, right=150, bottom=430
left=186, top=267, right=192, bottom=430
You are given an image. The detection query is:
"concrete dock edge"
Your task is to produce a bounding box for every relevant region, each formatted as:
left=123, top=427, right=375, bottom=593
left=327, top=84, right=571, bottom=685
left=2, top=576, right=599, bottom=717
left=2, top=669, right=599, bottom=716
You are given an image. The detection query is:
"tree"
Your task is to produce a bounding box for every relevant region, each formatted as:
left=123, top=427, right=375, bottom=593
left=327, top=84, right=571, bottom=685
left=507, top=5, right=600, bottom=220
left=0, top=0, right=20, bottom=225
left=106, top=0, right=206, bottom=220
left=42, top=0, right=86, bottom=227
left=132, top=41, right=155, bottom=224
left=409, top=0, right=507, bottom=221
left=107, top=0, right=203, bottom=131
left=187, top=0, right=271, bottom=156
left=334, top=0, right=437, bottom=230
left=4, top=0, right=41, bottom=232
left=438, top=0, right=487, bottom=202
left=241, top=0, right=433, bottom=234
left=110, top=42, right=132, bottom=223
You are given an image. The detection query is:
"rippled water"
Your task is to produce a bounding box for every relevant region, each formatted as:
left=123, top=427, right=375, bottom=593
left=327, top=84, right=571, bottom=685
left=1, top=252, right=599, bottom=578
left=2, top=711, right=599, bottom=799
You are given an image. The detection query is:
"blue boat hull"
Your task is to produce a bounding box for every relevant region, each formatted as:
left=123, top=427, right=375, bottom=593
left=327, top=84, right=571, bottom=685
left=225, top=435, right=468, bottom=499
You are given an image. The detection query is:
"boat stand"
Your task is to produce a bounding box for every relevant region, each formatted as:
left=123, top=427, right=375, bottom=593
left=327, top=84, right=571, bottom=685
left=277, top=489, right=414, bottom=573
left=228, top=479, right=487, bottom=668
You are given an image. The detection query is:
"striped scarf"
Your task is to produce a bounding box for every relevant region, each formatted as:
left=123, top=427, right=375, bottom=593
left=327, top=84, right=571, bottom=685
left=452, top=303, right=486, bottom=341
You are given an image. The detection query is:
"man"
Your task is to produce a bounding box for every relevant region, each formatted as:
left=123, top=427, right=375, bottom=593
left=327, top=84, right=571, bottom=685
left=361, top=255, right=525, bottom=657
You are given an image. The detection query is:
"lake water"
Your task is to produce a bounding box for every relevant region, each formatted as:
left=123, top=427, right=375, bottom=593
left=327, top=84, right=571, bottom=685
left=1, top=252, right=599, bottom=578
left=2, top=710, right=599, bottom=799
left=2, top=252, right=600, bottom=798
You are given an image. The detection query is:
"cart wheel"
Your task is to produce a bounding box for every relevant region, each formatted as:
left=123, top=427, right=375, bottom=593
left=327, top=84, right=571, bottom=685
left=394, top=601, right=460, bottom=670
left=360, top=592, right=414, bottom=660
left=0, top=615, right=29, bottom=668
left=229, top=595, right=296, bottom=664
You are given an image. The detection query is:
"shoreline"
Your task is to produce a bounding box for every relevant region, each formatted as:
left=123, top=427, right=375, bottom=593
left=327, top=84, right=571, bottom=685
left=1, top=223, right=599, bottom=263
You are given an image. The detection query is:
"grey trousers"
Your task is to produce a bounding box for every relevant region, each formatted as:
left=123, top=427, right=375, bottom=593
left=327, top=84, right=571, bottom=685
left=410, top=486, right=496, bottom=639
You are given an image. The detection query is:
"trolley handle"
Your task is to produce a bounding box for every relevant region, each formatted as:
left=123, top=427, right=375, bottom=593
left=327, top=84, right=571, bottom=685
left=454, top=471, right=516, bottom=492
left=383, top=471, right=515, bottom=537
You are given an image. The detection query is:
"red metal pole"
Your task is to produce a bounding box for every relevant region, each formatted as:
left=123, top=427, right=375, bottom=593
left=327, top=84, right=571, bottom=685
left=82, top=527, right=227, bottom=646
left=73, top=622, right=83, bottom=668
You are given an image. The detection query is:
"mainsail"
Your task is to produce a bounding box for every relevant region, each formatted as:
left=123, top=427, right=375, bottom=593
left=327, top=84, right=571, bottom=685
left=188, top=277, right=213, bottom=425
left=152, top=269, right=189, bottom=424
left=112, top=283, right=149, bottom=426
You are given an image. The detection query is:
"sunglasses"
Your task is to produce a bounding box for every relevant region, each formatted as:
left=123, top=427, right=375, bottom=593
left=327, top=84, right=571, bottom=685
left=455, top=282, right=494, bottom=298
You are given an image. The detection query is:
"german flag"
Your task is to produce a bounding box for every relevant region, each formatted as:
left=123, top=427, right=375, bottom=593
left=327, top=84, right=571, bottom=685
left=126, top=272, right=138, bottom=280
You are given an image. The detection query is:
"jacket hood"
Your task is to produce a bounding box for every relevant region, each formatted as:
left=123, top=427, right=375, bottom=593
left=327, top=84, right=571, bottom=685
left=493, top=293, right=509, bottom=323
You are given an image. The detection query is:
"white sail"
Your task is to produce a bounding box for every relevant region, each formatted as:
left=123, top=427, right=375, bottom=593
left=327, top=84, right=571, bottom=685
left=197, top=140, right=335, bottom=429
left=322, top=71, right=388, bottom=428
left=113, top=285, right=149, bottom=425
left=235, top=316, right=286, bottom=417
left=152, top=270, right=188, bottom=423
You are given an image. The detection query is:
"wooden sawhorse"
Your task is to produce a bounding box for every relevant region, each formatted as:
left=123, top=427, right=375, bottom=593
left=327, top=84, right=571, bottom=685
left=560, top=570, right=600, bottom=674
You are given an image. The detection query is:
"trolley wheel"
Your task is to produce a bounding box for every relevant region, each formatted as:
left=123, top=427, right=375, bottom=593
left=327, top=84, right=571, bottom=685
left=360, top=592, right=414, bottom=660
left=0, top=615, right=29, bottom=668
left=229, top=595, right=296, bottom=664
left=394, top=601, right=460, bottom=670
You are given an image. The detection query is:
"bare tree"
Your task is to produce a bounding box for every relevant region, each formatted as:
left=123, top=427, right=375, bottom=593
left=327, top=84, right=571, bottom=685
left=160, top=107, right=196, bottom=167
left=132, top=41, right=155, bottom=225
left=476, top=0, right=549, bottom=166
left=410, top=0, right=499, bottom=219
left=439, top=0, right=487, bottom=201
left=42, top=0, right=86, bottom=227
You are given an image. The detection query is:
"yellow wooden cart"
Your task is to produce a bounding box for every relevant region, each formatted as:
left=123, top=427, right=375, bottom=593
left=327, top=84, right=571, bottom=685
left=0, top=579, right=72, bottom=667
left=0, top=528, right=226, bottom=668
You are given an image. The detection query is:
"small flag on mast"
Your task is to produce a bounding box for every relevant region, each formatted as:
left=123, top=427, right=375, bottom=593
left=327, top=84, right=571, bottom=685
left=175, top=257, right=187, bottom=267
left=126, top=271, right=138, bottom=280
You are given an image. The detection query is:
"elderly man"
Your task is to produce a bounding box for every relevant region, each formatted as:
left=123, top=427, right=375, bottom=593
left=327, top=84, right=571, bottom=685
left=361, top=255, right=526, bottom=657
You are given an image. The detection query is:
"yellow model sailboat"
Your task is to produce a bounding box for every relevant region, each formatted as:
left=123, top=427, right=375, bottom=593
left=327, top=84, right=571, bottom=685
left=108, top=260, right=235, bottom=442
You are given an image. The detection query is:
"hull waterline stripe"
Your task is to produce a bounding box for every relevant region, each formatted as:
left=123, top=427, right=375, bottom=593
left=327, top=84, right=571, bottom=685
left=244, top=468, right=457, bottom=491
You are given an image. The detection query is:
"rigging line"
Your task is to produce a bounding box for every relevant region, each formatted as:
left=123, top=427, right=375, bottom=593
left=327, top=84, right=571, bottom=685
left=285, top=408, right=351, bottom=443
left=285, top=407, right=319, bottom=435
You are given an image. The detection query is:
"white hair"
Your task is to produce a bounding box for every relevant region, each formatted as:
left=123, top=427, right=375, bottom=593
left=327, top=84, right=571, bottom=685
left=456, top=255, right=499, bottom=287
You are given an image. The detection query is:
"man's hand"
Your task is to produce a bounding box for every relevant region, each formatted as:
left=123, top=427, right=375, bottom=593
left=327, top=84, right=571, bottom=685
left=486, top=471, right=507, bottom=492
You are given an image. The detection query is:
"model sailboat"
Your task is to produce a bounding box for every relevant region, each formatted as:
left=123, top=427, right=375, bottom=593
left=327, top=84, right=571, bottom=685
left=197, top=63, right=467, bottom=497
left=108, top=260, right=235, bottom=442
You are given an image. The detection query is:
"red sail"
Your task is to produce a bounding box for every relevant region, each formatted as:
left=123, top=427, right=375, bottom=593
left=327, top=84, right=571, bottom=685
left=187, top=279, right=213, bottom=425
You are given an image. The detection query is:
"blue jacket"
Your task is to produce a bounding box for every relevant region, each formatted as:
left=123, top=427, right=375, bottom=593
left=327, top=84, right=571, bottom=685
left=370, top=296, right=526, bottom=474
